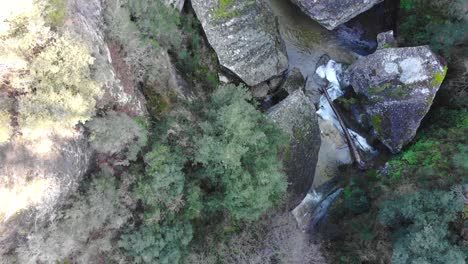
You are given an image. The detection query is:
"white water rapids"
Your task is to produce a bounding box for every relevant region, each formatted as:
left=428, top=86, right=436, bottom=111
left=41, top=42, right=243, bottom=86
left=315, top=60, right=375, bottom=153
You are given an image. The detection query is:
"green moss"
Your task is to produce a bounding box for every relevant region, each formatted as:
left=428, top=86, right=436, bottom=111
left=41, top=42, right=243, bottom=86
left=337, top=97, right=359, bottom=111
left=368, top=83, right=392, bottom=95
left=380, top=43, right=393, bottom=49
left=431, top=65, right=448, bottom=87
left=372, top=115, right=383, bottom=134
left=212, top=0, right=238, bottom=20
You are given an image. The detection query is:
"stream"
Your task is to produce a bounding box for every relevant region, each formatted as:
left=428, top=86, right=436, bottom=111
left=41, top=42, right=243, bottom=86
left=268, top=0, right=386, bottom=231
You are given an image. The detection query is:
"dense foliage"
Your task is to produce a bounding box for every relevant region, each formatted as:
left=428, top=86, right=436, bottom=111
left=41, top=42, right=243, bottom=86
left=105, top=0, right=218, bottom=91
left=86, top=112, right=149, bottom=165
left=379, top=190, right=465, bottom=263
left=398, top=0, right=467, bottom=58
left=328, top=107, right=468, bottom=263
left=119, top=85, right=288, bottom=263
left=0, top=1, right=101, bottom=139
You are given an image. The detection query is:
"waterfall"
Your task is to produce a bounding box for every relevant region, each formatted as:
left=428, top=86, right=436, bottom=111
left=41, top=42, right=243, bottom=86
left=315, top=60, right=375, bottom=153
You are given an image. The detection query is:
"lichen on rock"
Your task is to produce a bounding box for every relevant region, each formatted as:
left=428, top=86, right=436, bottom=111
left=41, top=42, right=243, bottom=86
left=191, top=0, right=288, bottom=87
left=348, top=46, right=448, bottom=153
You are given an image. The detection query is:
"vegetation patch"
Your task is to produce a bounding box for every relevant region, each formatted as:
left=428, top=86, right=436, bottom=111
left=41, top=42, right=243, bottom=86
left=44, top=0, right=67, bottom=28
left=119, top=85, right=288, bottom=263
left=398, top=0, right=467, bottom=59
left=431, top=65, right=449, bottom=87
left=327, top=107, right=468, bottom=263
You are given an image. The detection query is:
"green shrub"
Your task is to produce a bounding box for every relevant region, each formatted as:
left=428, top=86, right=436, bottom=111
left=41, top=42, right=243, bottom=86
left=1, top=3, right=102, bottom=138
left=119, top=219, right=193, bottom=264
left=128, top=0, right=183, bottom=49
left=86, top=112, right=148, bottom=165
left=18, top=34, right=102, bottom=136
left=398, top=0, right=467, bottom=59
left=124, top=0, right=218, bottom=88
left=120, top=85, right=288, bottom=262
left=44, top=0, right=67, bottom=28
left=386, top=108, right=467, bottom=187
left=379, top=189, right=465, bottom=263
left=343, top=185, right=370, bottom=215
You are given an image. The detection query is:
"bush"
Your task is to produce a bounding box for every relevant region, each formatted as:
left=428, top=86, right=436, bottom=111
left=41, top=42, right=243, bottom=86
left=1, top=1, right=102, bottom=138
left=120, top=85, right=288, bottom=263
left=379, top=189, right=465, bottom=263
left=398, top=0, right=467, bottom=59
left=86, top=112, right=148, bottom=165
left=106, top=0, right=218, bottom=89
left=386, top=108, right=467, bottom=188
left=44, top=0, right=67, bottom=28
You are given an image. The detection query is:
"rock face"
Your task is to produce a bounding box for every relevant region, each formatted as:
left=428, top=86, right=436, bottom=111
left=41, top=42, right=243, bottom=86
left=268, top=90, right=321, bottom=204
left=376, top=30, right=397, bottom=49
left=163, top=0, right=185, bottom=11
left=348, top=46, right=447, bottom=153
left=191, top=0, right=288, bottom=86
left=66, top=0, right=147, bottom=117
left=0, top=132, right=92, bottom=255
left=282, top=68, right=305, bottom=94
left=290, top=0, right=383, bottom=30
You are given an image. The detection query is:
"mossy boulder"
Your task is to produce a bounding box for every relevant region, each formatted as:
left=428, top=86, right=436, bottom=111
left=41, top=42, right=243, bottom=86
left=348, top=46, right=447, bottom=153
left=191, top=0, right=288, bottom=86
left=268, top=90, right=321, bottom=205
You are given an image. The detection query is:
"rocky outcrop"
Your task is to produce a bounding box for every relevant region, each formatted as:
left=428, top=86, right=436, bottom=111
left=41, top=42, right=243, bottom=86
left=376, top=30, right=397, bottom=49
left=163, top=0, right=185, bottom=11
left=268, top=90, right=321, bottom=205
left=282, top=68, right=305, bottom=94
left=290, top=0, right=383, bottom=30
left=191, top=0, right=288, bottom=86
left=66, top=0, right=147, bottom=117
left=0, top=132, right=92, bottom=255
left=348, top=46, right=447, bottom=153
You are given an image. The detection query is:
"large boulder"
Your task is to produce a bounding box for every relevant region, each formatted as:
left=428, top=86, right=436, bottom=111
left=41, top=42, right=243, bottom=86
left=191, top=0, right=288, bottom=86
left=0, top=132, right=92, bottom=255
left=268, top=90, right=321, bottom=205
left=348, top=46, right=447, bottom=153
left=290, top=0, right=383, bottom=30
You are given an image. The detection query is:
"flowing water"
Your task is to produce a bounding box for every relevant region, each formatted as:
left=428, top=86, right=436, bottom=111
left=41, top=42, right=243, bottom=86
left=269, top=0, right=382, bottom=187
left=268, top=0, right=385, bottom=229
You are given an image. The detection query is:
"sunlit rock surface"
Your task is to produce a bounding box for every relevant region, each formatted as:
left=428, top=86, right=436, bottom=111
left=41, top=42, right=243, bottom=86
left=191, top=0, right=288, bottom=86
left=268, top=90, right=321, bottom=205
left=66, top=0, right=147, bottom=117
left=0, top=130, right=92, bottom=255
left=348, top=46, right=447, bottom=153
left=290, top=0, right=383, bottom=30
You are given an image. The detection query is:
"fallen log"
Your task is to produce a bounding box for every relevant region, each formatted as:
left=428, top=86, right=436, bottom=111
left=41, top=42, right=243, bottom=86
left=319, top=86, right=367, bottom=170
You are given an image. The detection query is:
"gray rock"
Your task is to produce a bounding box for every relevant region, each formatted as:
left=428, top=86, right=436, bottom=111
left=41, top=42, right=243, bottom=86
left=377, top=30, right=397, bottom=49
left=282, top=68, right=305, bottom=94
left=0, top=133, right=92, bottom=255
left=290, top=0, right=383, bottom=30
left=348, top=46, right=447, bottom=153
left=268, top=90, right=321, bottom=205
left=66, top=0, right=147, bottom=117
left=251, top=82, right=271, bottom=98
left=191, top=0, right=288, bottom=86
left=163, top=0, right=185, bottom=11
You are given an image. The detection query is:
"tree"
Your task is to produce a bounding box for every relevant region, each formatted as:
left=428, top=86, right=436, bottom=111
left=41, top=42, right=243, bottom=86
left=379, top=189, right=465, bottom=264
left=120, top=85, right=288, bottom=263
left=398, top=0, right=467, bottom=59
